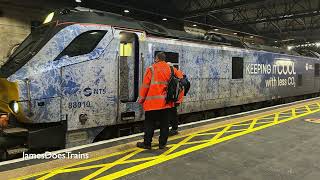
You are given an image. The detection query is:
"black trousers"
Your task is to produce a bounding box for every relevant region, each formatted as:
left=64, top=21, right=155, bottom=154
left=169, top=106, right=178, bottom=131
left=144, top=108, right=170, bottom=146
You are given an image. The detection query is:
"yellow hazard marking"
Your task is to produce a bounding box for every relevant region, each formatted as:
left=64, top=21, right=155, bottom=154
left=15, top=148, right=137, bottom=180
left=305, top=105, right=311, bottom=112
left=291, top=108, right=296, bottom=117
left=16, top=101, right=320, bottom=180
left=210, top=125, right=231, bottom=141
left=274, top=113, right=279, bottom=123
left=248, top=118, right=257, bottom=129
left=81, top=149, right=144, bottom=180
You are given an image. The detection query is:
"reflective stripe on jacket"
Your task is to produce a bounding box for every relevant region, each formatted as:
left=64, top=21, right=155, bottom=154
left=139, top=61, right=179, bottom=111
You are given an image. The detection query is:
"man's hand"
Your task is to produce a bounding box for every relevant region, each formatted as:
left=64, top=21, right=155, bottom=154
left=137, top=97, right=144, bottom=104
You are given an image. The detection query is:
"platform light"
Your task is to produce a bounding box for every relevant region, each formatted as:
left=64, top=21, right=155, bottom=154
left=233, top=32, right=238, bottom=35
left=75, top=0, right=81, bottom=2
left=287, top=46, right=293, bottom=50
left=162, top=18, right=167, bottom=21
left=316, top=42, right=320, bottom=47
left=274, top=40, right=278, bottom=43
left=124, top=9, right=130, bottom=13
left=43, top=12, right=55, bottom=24
left=214, top=28, right=219, bottom=31
left=192, top=24, right=197, bottom=27
left=282, top=39, right=294, bottom=42
left=250, top=36, right=254, bottom=38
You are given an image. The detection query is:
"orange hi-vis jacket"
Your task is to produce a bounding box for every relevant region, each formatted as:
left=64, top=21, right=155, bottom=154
left=138, top=61, right=182, bottom=111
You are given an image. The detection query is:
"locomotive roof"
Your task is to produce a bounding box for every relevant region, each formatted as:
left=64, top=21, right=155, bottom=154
left=55, top=9, right=241, bottom=47
left=54, top=9, right=306, bottom=56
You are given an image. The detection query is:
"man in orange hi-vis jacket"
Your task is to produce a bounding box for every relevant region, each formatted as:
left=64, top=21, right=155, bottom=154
left=137, top=52, right=181, bottom=149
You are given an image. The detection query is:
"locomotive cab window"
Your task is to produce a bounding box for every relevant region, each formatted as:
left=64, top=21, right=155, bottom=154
left=315, top=63, right=320, bottom=77
left=55, top=30, right=107, bottom=60
left=232, top=57, right=243, bottom=79
left=154, top=51, right=179, bottom=69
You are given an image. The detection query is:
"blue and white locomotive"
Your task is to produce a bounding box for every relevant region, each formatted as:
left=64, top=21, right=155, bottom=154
left=0, top=8, right=319, bottom=158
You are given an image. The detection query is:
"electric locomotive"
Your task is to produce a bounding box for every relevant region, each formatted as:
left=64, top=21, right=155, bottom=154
left=0, top=8, right=319, bottom=159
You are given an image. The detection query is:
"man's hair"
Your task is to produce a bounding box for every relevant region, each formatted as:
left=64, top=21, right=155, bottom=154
left=155, top=52, right=166, bottom=61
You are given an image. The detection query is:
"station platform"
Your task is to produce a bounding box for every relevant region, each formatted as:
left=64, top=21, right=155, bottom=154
left=1, top=98, right=320, bottom=180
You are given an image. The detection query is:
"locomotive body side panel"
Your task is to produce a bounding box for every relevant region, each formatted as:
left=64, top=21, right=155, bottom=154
left=143, top=36, right=320, bottom=115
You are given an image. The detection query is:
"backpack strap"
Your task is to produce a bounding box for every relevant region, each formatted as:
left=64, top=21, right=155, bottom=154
left=169, top=65, right=174, bottom=78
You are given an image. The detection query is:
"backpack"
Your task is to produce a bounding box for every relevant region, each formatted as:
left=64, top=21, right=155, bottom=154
left=166, top=66, right=183, bottom=103
left=181, top=75, right=190, bottom=96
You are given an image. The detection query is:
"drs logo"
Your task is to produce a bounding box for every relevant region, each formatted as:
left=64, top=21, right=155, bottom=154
left=68, top=101, right=91, bottom=109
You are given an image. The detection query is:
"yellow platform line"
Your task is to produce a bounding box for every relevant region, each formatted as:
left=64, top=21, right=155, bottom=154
left=36, top=149, right=145, bottom=180
left=196, top=132, right=219, bottom=136
left=60, top=156, right=159, bottom=174
left=248, top=118, right=258, bottom=129
left=258, top=117, right=275, bottom=120
left=295, top=106, right=308, bottom=112
left=36, top=171, right=60, bottom=180
left=62, top=164, right=106, bottom=173
left=274, top=113, right=279, bottom=123
left=17, top=148, right=136, bottom=180
left=81, top=149, right=144, bottom=180
left=120, top=156, right=158, bottom=164
left=225, top=129, right=247, bottom=133
left=61, top=156, right=157, bottom=173
left=305, top=105, right=312, bottom=112
left=295, top=109, right=308, bottom=113
left=183, top=140, right=211, bottom=145
left=210, top=125, right=231, bottom=141
left=279, top=114, right=292, bottom=117
left=232, top=121, right=272, bottom=127
left=278, top=115, right=292, bottom=118
left=96, top=108, right=320, bottom=180
left=160, top=135, right=196, bottom=157
left=291, top=108, right=296, bottom=117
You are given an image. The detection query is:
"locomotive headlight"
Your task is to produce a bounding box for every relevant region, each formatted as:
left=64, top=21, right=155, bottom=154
left=9, top=101, right=19, bottom=113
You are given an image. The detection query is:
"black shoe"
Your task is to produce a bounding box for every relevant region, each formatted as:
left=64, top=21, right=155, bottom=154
left=136, top=142, right=151, bottom=150
left=169, top=130, right=179, bottom=136
left=159, top=144, right=166, bottom=149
